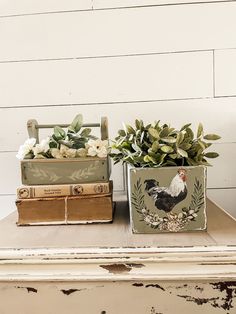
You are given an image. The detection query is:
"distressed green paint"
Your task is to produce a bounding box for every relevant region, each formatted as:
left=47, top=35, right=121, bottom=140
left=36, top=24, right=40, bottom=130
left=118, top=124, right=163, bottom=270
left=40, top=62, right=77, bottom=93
left=127, top=165, right=207, bottom=233
left=21, top=157, right=110, bottom=185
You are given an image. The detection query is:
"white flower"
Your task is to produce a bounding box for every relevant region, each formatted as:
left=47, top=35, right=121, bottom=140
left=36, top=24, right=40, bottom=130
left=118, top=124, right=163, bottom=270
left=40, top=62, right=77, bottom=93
left=77, top=148, right=88, bottom=157
left=60, top=144, right=77, bottom=158
left=86, top=139, right=108, bottom=158
left=51, top=148, right=63, bottom=159
left=32, top=137, right=50, bottom=156
left=16, top=138, right=36, bottom=160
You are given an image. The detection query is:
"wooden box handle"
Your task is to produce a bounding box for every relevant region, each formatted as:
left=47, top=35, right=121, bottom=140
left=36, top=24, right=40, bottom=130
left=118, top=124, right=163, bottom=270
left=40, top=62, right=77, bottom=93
left=27, top=117, right=108, bottom=143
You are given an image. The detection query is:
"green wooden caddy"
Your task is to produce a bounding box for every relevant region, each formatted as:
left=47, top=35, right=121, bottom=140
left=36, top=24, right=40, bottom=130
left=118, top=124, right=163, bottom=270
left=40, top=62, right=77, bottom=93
left=21, top=117, right=110, bottom=185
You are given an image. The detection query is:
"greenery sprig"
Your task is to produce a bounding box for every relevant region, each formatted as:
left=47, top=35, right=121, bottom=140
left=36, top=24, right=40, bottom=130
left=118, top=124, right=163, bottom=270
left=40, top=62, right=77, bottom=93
left=110, top=120, right=220, bottom=167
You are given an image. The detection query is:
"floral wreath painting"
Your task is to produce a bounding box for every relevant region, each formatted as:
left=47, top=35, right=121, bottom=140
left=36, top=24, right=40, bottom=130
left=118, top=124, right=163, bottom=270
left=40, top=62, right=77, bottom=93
left=129, top=166, right=207, bottom=233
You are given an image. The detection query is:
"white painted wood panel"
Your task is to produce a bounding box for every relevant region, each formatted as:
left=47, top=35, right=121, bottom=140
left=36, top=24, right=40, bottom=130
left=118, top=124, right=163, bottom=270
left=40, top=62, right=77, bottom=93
left=94, top=0, right=233, bottom=10
left=207, top=189, right=236, bottom=219
left=215, top=49, right=236, bottom=97
left=0, top=51, right=213, bottom=107
left=0, top=0, right=230, bottom=16
left=0, top=143, right=234, bottom=195
left=0, top=97, right=234, bottom=151
left=1, top=3, right=236, bottom=61
left=0, top=0, right=91, bottom=16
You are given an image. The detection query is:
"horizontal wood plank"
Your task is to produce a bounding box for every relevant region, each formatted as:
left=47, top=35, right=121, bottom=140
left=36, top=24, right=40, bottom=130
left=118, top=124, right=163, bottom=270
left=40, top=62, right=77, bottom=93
left=0, top=3, right=236, bottom=61
left=215, top=49, right=236, bottom=97
left=0, top=0, right=91, bottom=17
left=0, top=51, right=213, bottom=107
left=0, top=0, right=231, bottom=17
left=94, top=0, right=233, bottom=9
left=0, top=97, right=234, bottom=151
left=0, top=143, right=234, bottom=195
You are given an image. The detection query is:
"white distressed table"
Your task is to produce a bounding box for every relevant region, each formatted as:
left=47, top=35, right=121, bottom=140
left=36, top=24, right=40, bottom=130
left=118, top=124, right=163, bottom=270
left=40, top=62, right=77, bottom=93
left=0, top=198, right=235, bottom=314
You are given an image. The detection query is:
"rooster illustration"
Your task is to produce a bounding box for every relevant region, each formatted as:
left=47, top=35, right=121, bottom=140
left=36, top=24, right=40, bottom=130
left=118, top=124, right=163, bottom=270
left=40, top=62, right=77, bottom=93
left=144, top=168, right=187, bottom=212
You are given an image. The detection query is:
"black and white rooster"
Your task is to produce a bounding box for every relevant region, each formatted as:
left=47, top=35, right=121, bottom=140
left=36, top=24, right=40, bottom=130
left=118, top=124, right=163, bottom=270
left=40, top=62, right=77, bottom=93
left=144, top=168, right=187, bottom=213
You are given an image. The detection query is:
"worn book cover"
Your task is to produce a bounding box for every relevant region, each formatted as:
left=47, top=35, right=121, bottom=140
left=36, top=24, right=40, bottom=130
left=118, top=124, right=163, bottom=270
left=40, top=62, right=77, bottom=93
left=16, top=193, right=113, bottom=225
left=17, top=181, right=112, bottom=199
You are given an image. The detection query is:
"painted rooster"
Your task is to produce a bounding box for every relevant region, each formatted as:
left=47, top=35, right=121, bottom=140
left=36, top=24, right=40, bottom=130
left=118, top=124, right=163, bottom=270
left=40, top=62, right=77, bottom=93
left=144, top=168, right=187, bottom=212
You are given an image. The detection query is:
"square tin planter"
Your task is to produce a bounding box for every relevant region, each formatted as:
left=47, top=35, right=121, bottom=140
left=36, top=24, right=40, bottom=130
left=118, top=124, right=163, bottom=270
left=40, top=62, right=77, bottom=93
left=127, top=165, right=207, bottom=233
left=21, top=157, right=110, bottom=185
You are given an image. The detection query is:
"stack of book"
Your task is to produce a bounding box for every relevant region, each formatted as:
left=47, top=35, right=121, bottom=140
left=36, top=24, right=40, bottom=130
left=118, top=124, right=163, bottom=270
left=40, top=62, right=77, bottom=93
left=16, top=180, right=113, bottom=226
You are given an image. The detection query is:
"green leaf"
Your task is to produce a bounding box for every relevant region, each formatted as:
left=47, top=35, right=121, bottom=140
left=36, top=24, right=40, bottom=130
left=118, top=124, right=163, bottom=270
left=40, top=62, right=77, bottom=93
left=186, top=127, right=194, bottom=140
left=135, top=119, right=144, bottom=130
left=180, top=143, right=192, bottom=150
left=126, top=124, right=136, bottom=134
left=197, top=123, right=204, bottom=138
left=148, top=127, right=159, bottom=139
left=161, top=136, right=176, bottom=144
left=49, top=141, right=58, bottom=148
left=203, top=134, right=221, bottom=141
left=180, top=123, right=192, bottom=131
left=118, top=129, right=126, bottom=137
left=144, top=155, right=151, bottom=163
left=204, top=152, right=219, bottom=158
left=80, top=128, right=91, bottom=137
left=159, top=127, right=170, bottom=138
left=151, top=141, right=159, bottom=152
left=161, top=145, right=174, bottom=153
left=197, top=140, right=206, bottom=150
left=169, top=153, right=177, bottom=159
left=176, top=132, right=185, bottom=145
left=132, top=143, right=142, bottom=153
left=177, top=148, right=188, bottom=158
left=186, top=158, right=198, bottom=166
left=54, top=126, right=66, bottom=140
left=68, top=114, right=83, bottom=133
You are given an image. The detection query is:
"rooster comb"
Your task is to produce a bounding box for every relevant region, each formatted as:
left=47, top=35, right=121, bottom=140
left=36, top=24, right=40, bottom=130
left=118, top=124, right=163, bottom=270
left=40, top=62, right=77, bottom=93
left=178, top=167, right=187, bottom=174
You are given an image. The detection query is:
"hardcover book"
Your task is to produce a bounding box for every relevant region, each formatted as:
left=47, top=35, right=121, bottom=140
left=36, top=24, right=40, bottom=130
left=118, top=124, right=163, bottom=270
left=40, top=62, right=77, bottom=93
left=16, top=193, right=113, bottom=226
left=17, top=181, right=112, bottom=199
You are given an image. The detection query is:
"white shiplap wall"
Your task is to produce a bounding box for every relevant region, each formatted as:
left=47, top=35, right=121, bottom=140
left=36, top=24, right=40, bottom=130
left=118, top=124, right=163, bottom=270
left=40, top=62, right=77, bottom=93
left=0, top=0, right=235, bottom=219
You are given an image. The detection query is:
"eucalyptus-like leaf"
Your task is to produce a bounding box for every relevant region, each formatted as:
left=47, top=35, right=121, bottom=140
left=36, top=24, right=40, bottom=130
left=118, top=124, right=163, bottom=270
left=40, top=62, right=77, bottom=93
left=54, top=126, right=66, bottom=140
left=180, top=123, right=192, bottom=131
left=159, top=127, right=170, bottom=138
left=148, top=127, right=159, bottom=139
left=161, top=145, right=174, bottom=153
left=204, top=152, right=219, bottom=158
left=161, top=137, right=176, bottom=144
left=177, top=148, right=188, bottom=158
left=132, top=143, right=142, bottom=152
left=176, top=132, right=185, bottom=145
left=197, top=123, right=204, bottom=138
left=118, top=129, right=126, bottom=137
left=186, top=127, right=194, bottom=140
left=68, top=114, right=83, bottom=133
left=180, top=143, right=192, bottom=150
left=151, top=141, right=159, bottom=152
left=126, top=124, right=136, bottom=134
left=80, top=128, right=91, bottom=137
left=163, top=160, right=177, bottom=166
left=203, top=134, right=221, bottom=141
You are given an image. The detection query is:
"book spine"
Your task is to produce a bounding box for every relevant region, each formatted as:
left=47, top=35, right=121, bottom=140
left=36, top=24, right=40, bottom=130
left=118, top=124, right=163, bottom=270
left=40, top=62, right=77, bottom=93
left=17, top=182, right=111, bottom=199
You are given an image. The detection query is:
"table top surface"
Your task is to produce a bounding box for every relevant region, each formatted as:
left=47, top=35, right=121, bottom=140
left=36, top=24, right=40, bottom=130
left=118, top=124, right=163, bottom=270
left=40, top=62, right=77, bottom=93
left=0, top=198, right=235, bottom=250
